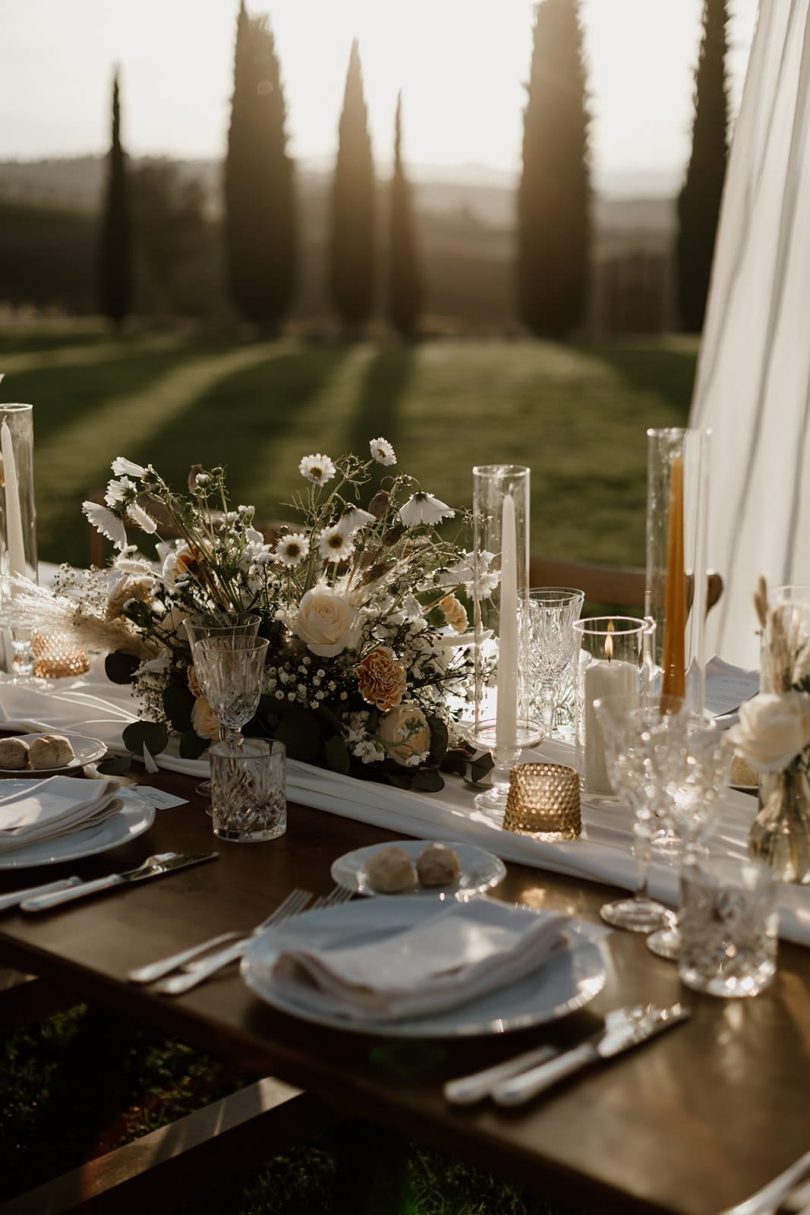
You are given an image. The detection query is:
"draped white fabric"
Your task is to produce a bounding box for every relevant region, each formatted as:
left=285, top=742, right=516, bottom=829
left=690, top=0, right=810, bottom=667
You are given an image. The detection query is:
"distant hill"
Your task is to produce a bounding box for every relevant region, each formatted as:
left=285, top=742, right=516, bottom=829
left=0, top=156, right=679, bottom=331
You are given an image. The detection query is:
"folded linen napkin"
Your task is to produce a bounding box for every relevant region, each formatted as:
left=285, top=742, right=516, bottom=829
left=0, top=777, right=121, bottom=851
left=271, top=899, right=572, bottom=1023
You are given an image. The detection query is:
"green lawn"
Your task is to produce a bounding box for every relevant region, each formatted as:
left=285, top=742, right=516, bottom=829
left=0, top=324, right=698, bottom=569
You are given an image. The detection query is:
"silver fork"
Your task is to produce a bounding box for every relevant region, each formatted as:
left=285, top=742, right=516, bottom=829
left=139, top=888, right=311, bottom=992
left=155, top=886, right=352, bottom=996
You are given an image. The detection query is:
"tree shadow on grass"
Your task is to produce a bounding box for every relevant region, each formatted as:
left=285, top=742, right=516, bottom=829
left=1, top=344, right=203, bottom=447
left=345, top=344, right=414, bottom=489
left=130, top=345, right=350, bottom=514
left=585, top=340, right=699, bottom=422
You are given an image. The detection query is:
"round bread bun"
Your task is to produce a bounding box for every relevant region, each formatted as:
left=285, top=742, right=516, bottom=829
left=41, top=735, right=76, bottom=767
left=365, top=845, right=417, bottom=893
left=416, top=843, right=461, bottom=888
left=28, top=737, right=61, bottom=770
left=0, top=737, right=29, bottom=770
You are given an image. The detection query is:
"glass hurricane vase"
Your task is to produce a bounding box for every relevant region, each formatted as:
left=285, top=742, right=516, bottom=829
left=749, top=763, right=810, bottom=885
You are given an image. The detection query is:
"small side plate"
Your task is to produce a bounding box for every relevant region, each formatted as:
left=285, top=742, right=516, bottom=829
left=0, top=732, right=107, bottom=776
left=331, top=839, right=507, bottom=899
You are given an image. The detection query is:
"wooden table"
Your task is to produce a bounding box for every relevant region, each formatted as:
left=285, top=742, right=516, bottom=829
left=1, top=771, right=809, bottom=1215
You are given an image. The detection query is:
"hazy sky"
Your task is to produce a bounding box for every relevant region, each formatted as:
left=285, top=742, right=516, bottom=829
left=0, top=0, right=758, bottom=182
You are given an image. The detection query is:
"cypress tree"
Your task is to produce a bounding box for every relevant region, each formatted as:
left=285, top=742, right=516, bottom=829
left=224, top=1, right=296, bottom=334
left=330, top=39, right=375, bottom=333
left=387, top=92, right=422, bottom=339
left=676, top=0, right=729, bottom=333
left=99, top=70, right=132, bottom=329
left=517, top=0, right=590, bottom=339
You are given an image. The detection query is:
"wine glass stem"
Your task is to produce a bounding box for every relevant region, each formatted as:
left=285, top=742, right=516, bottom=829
left=633, top=812, right=653, bottom=902
left=540, top=682, right=556, bottom=736
left=219, top=726, right=242, bottom=749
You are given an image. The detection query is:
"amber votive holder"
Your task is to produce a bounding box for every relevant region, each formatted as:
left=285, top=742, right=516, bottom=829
left=504, top=762, right=581, bottom=840
left=32, top=632, right=90, bottom=679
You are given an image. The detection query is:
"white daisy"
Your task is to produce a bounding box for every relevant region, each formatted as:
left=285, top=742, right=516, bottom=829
left=104, top=476, right=136, bottom=508
left=369, top=437, right=396, bottom=466
left=126, top=501, right=157, bottom=534
left=111, top=457, right=147, bottom=479
left=318, top=526, right=355, bottom=563
left=399, top=492, right=455, bottom=527
left=274, top=532, right=310, bottom=567
left=299, top=453, right=336, bottom=485
left=82, top=500, right=127, bottom=550
left=336, top=505, right=376, bottom=536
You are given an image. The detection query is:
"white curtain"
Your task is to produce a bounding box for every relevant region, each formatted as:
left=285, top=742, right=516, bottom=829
left=690, top=0, right=810, bottom=667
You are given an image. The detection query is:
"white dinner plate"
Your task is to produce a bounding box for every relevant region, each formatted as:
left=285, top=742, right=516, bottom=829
left=241, top=899, right=607, bottom=1037
left=0, top=786, right=155, bottom=869
left=0, top=732, right=107, bottom=775
left=331, top=839, right=507, bottom=899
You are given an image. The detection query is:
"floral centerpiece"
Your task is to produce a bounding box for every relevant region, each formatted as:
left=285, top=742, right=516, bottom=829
left=729, top=578, right=810, bottom=883
left=71, top=441, right=492, bottom=792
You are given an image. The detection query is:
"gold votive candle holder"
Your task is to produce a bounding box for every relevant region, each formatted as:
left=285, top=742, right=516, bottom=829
left=504, top=762, right=581, bottom=840
left=32, top=632, right=90, bottom=680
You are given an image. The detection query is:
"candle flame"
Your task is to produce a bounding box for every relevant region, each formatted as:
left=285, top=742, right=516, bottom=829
left=605, top=620, right=614, bottom=661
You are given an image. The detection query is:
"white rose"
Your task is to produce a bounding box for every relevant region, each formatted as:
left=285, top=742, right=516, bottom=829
left=377, top=703, right=431, bottom=767
left=292, top=586, right=360, bottom=658
left=729, top=691, right=810, bottom=773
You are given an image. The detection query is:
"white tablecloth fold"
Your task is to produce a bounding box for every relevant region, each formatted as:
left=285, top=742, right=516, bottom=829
left=2, top=670, right=808, bottom=947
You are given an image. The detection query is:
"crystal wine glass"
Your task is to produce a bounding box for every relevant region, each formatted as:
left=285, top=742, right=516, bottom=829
left=527, top=587, right=584, bottom=738
left=594, top=693, right=678, bottom=933
left=184, top=613, right=261, bottom=795
left=194, top=636, right=269, bottom=750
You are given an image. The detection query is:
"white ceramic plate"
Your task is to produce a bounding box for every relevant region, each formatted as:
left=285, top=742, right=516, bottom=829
left=331, top=839, right=507, bottom=899
left=241, top=899, right=606, bottom=1037
left=0, top=785, right=155, bottom=869
left=0, top=732, right=107, bottom=775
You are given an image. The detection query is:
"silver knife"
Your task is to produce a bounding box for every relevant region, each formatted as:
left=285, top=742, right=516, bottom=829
left=20, top=851, right=219, bottom=912
left=492, top=1002, right=691, bottom=1106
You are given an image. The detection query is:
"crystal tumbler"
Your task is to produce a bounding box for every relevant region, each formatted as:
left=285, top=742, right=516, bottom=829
left=210, top=739, right=286, bottom=843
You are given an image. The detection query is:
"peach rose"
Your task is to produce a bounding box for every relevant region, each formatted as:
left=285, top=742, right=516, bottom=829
left=377, top=703, right=431, bottom=766
left=191, top=695, right=219, bottom=741
left=440, top=594, right=468, bottom=633
left=357, top=646, right=407, bottom=712
left=187, top=665, right=203, bottom=698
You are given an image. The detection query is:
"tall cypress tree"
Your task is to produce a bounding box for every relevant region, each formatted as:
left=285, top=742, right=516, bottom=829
left=387, top=92, right=422, bottom=339
left=224, top=1, right=296, bottom=334
left=99, top=69, right=131, bottom=329
left=330, top=39, right=375, bottom=333
left=517, top=0, right=590, bottom=339
left=676, top=0, right=729, bottom=333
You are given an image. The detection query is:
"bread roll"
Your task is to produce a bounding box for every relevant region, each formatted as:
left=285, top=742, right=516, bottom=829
left=28, top=737, right=61, bottom=770
left=416, top=843, right=461, bottom=887
left=41, top=735, right=75, bottom=767
left=731, top=755, right=758, bottom=787
left=365, top=846, right=417, bottom=893
left=0, top=737, right=29, bottom=770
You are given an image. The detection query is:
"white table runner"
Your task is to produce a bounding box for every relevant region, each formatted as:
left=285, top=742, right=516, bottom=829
left=1, top=667, right=808, bottom=947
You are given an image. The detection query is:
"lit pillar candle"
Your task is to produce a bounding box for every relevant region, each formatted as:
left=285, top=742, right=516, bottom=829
left=1, top=420, right=26, bottom=578
left=495, top=492, right=518, bottom=750
left=583, top=632, right=637, bottom=794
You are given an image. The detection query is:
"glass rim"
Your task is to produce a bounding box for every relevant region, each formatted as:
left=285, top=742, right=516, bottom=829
left=573, top=615, right=649, bottom=635
left=185, top=611, right=262, bottom=627
left=210, top=737, right=285, bottom=760
left=0, top=403, right=33, bottom=413
left=472, top=463, right=530, bottom=478
left=528, top=587, right=585, bottom=600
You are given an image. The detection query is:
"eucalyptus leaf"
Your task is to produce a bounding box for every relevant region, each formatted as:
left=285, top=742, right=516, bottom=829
left=275, top=709, right=323, bottom=764
left=410, top=769, right=445, bottom=793
left=427, top=715, right=449, bottom=766
left=324, top=734, right=351, bottom=775
left=105, top=651, right=141, bottom=685
left=96, top=755, right=132, bottom=776
left=163, top=683, right=194, bottom=733
left=122, top=720, right=169, bottom=757
left=178, top=730, right=210, bottom=760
